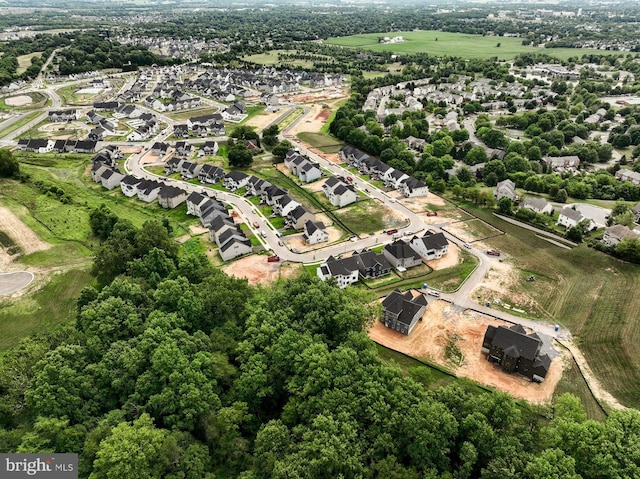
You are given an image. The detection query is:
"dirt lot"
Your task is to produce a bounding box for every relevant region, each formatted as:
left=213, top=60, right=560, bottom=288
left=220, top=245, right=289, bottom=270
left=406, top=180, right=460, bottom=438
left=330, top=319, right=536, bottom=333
left=283, top=224, right=343, bottom=254
left=0, top=206, right=50, bottom=271
left=244, top=108, right=286, bottom=131
left=222, top=254, right=303, bottom=285
left=5, top=95, right=32, bottom=106
left=369, top=298, right=564, bottom=403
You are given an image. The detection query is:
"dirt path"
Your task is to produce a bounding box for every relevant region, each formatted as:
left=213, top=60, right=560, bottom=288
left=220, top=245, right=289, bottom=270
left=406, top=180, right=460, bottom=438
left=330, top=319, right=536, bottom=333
left=0, top=206, right=50, bottom=272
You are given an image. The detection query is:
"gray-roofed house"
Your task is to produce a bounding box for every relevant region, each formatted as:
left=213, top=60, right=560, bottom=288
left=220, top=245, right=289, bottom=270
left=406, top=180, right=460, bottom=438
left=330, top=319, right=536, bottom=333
left=322, top=177, right=357, bottom=207
left=615, top=169, right=640, bottom=186
left=100, top=168, right=125, bottom=190
left=493, top=179, right=517, bottom=201
left=223, top=171, right=250, bottom=191
left=482, top=324, right=551, bottom=382
left=602, top=224, right=640, bottom=247
left=557, top=207, right=595, bottom=230
left=410, top=231, right=449, bottom=261
left=285, top=205, right=315, bottom=230
left=120, top=175, right=143, bottom=197
left=198, top=164, right=225, bottom=184
left=186, top=191, right=210, bottom=217
left=521, top=197, right=553, bottom=215
left=273, top=195, right=300, bottom=217
left=136, top=180, right=163, bottom=202
left=158, top=185, right=188, bottom=209
left=383, top=239, right=423, bottom=270
left=352, top=249, right=392, bottom=279
left=302, top=220, right=329, bottom=245
left=316, top=255, right=360, bottom=288
left=381, top=289, right=428, bottom=335
left=219, top=237, right=252, bottom=262
left=400, top=177, right=429, bottom=197
left=633, top=202, right=640, bottom=224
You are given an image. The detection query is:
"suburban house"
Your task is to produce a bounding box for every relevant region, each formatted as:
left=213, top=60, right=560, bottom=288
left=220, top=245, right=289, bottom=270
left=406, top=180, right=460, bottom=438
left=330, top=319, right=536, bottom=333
left=385, top=169, right=410, bottom=189
left=246, top=177, right=272, bottom=197
left=302, top=220, right=329, bottom=245
left=180, top=161, right=202, bottom=180
left=297, top=160, right=322, bottom=183
left=615, top=169, right=640, bottom=186
left=186, top=191, right=212, bottom=217
left=100, top=168, right=125, bottom=190
left=120, top=175, right=143, bottom=197
left=136, top=179, right=163, bottom=202
left=261, top=185, right=287, bottom=206
left=219, top=237, right=252, bottom=262
left=541, top=155, right=580, bottom=171
left=383, top=240, right=423, bottom=270
left=200, top=141, right=219, bottom=156
left=494, top=179, right=517, bottom=201
left=48, top=109, right=78, bottom=122
left=322, top=177, right=357, bottom=207
left=285, top=205, right=315, bottom=230
left=381, top=289, right=428, bottom=335
left=482, top=324, right=551, bottom=382
left=198, top=164, right=225, bottom=184
left=174, top=124, right=189, bottom=138
left=602, top=224, right=640, bottom=247
left=91, top=163, right=109, bottom=183
left=199, top=202, right=230, bottom=228
left=273, top=194, right=300, bottom=217
left=521, top=197, right=553, bottom=215
left=164, top=157, right=185, bottom=175
left=151, top=142, right=170, bottom=156
left=223, top=171, right=250, bottom=191
left=352, top=249, right=392, bottom=279
left=400, top=177, right=429, bottom=197
left=410, top=231, right=449, bottom=261
left=557, top=207, right=595, bottom=230
left=158, top=185, right=188, bottom=209
left=209, top=216, right=243, bottom=247
left=317, top=255, right=360, bottom=288
left=175, top=141, right=195, bottom=157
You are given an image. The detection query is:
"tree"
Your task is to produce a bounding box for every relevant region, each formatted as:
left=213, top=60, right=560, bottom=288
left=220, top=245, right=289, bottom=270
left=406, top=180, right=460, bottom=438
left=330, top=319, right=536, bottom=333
left=89, top=205, right=119, bottom=240
left=271, top=140, right=293, bottom=160
left=554, top=188, right=568, bottom=203
left=566, top=226, right=583, bottom=242
left=615, top=237, right=640, bottom=263
left=228, top=144, right=253, bottom=168
left=498, top=197, right=513, bottom=215
left=0, top=148, right=19, bottom=178
left=464, top=146, right=488, bottom=166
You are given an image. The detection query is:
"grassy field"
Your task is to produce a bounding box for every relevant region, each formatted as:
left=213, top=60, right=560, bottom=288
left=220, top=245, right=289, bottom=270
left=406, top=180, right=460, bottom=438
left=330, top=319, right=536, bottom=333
left=0, top=269, right=92, bottom=350
left=55, top=84, right=98, bottom=106
left=297, top=131, right=345, bottom=154
left=333, top=199, right=408, bottom=234
left=16, top=52, right=42, bottom=75
left=325, top=30, right=625, bottom=61
left=460, top=203, right=640, bottom=408
left=167, top=107, right=221, bottom=122
left=244, top=50, right=321, bottom=69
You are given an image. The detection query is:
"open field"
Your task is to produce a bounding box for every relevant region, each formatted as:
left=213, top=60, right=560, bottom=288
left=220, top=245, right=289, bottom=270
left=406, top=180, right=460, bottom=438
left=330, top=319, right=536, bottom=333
left=0, top=268, right=92, bottom=350
left=16, top=52, right=42, bottom=74
left=459, top=203, right=640, bottom=408
left=244, top=50, right=321, bottom=69
left=326, top=30, right=625, bottom=61
left=333, top=198, right=408, bottom=235
left=297, top=131, right=344, bottom=154
left=167, top=107, right=221, bottom=122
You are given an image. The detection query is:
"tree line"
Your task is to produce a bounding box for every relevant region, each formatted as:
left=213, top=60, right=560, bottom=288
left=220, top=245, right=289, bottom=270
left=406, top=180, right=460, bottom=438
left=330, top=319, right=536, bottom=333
left=1, top=207, right=640, bottom=477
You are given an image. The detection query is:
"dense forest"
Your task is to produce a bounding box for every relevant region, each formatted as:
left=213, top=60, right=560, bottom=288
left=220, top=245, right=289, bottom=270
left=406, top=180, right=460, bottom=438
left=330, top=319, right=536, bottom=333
left=1, top=211, right=640, bottom=478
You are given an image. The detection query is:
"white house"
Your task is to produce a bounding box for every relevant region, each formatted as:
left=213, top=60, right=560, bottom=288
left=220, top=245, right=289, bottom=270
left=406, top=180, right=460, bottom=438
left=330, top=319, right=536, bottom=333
left=410, top=231, right=449, bottom=261
left=317, top=255, right=360, bottom=288
left=521, top=197, right=553, bottom=215
left=303, top=220, right=329, bottom=245
left=557, top=207, right=595, bottom=230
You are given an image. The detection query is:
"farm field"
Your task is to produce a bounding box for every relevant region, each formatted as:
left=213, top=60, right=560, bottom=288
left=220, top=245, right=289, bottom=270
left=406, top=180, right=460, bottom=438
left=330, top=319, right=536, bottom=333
left=464, top=203, right=640, bottom=408
left=325, top=30, right=624, bottom=61
left=16, top=52, right=42, bottom=74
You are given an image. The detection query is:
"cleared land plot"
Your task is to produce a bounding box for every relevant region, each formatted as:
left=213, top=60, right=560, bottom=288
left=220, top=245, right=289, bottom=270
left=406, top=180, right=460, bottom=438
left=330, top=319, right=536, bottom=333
left=325, top=30, right=625, bottom=61
left=463, top=204, right=640, bottom=408
left=244, top=50, right=321, bottom=69
left=443, top=218, right=504, bottom=243
left=297, top=131, right=344, bottom=154
left=223, top=255, right=303, bottom=285
left=16, top=52, right=42, bottom=74
left=369, top=299, right=564, bottom=403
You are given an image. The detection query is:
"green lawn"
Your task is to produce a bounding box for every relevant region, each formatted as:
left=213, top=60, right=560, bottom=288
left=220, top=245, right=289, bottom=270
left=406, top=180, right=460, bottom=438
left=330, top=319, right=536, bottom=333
left=297, top=131, right=345, bottom=154
left=0, top=111, right=43, bottom=139
left=16, top=52, right=42, bottom=75
left=244, top=50, right=322, bottom=69
left=326, top=30, right=625, bottom=61
left=0, top=268, right=92, bottom=351
left=462, top=203, right=640, bottom=408
left=333, top=199, right=408, bottom=235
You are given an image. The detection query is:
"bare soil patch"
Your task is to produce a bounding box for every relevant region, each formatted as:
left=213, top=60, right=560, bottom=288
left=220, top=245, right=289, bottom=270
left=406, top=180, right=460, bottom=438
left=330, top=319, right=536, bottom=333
left=244, top=108, right=285, bottom=131
left=369, top=299, right=564, bottom=403
left=222, top=254, right=300, bottom=285
left=426, top=244, right=460, bottom=271
left=0, top=206, right=50, bottom=270
left=5, top=95, right=32, bottom=107
left=282, top=225, right=343, bottom=254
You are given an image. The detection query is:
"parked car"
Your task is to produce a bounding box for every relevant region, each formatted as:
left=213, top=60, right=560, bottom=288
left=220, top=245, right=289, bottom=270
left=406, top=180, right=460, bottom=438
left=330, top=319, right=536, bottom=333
left=426, top=211, right=438, bottom=217
left=346, top=177, right=353, bottom=182
left=486, top=249, right=501, bottom=256
left=349, top=235, right=358, bottom=242
left=253, top=222, right=260, bottom=228
left=463, top=242, right=471, bottom=249
left=267, top=255, right=280, bottom=262
left=427, top=290, right=441, bottom=297
left=386, top=229, right=398, bottom=235
left=261, top=231, right=268, bottom=238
